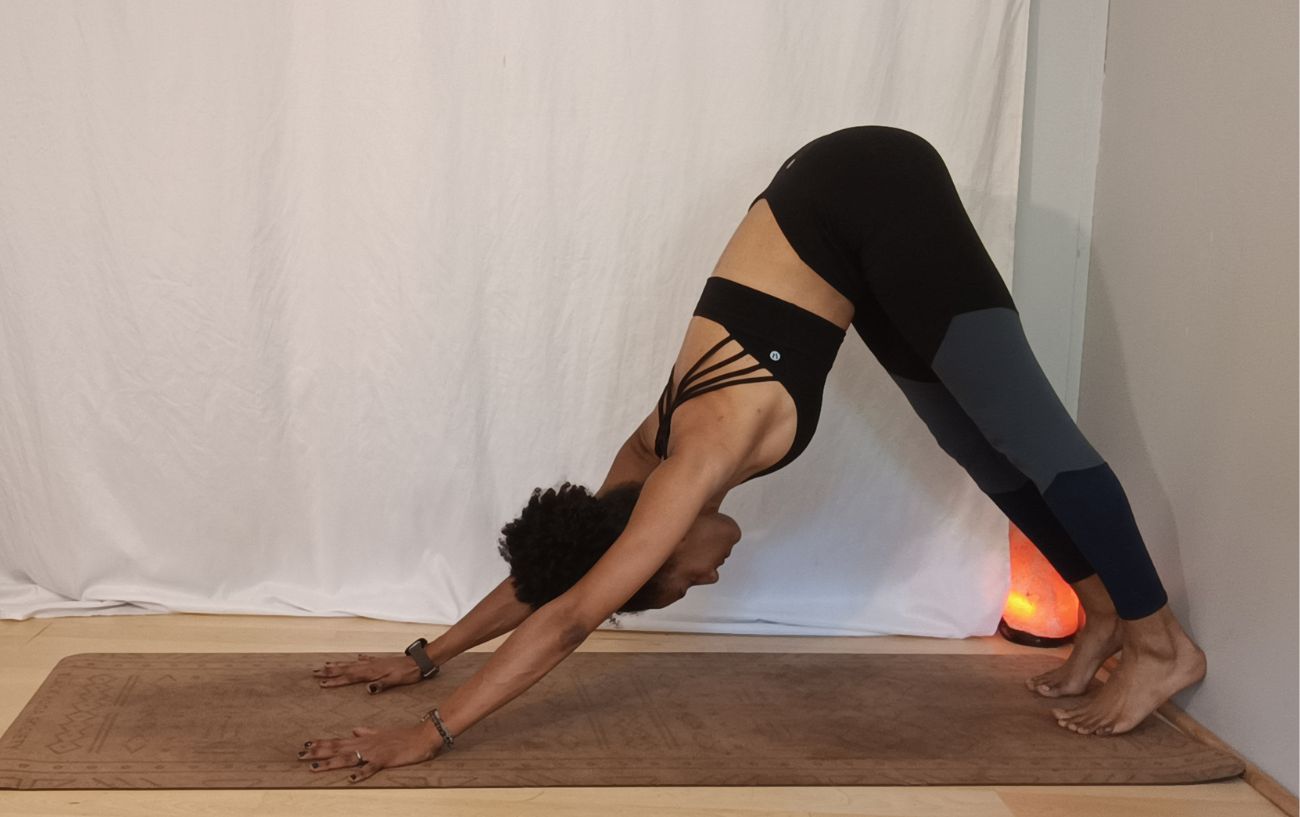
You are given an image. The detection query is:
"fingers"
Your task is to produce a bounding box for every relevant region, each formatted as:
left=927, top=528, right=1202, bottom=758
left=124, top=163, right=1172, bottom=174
left=302, top=749, right=364, bottom=772
left=365, top=671, right=405, bottom=695
left=311, top=656, right=397, bottom=688
left=313, top=662, right=357, bottom=687
left=297, top=735, right=380, bottom=782
left=297, top=736, right=359, bottom=762
left=311, top=660, right=346, bottom=680
left=297, top=722, right=444, bottom=784
left=313, top=666, right=403, bottom=694
left=311, top=660, right=380, bottom=689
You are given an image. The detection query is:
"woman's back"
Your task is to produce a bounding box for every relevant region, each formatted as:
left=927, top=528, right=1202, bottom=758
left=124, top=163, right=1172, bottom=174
left=632, top=197, right=856, bottom=491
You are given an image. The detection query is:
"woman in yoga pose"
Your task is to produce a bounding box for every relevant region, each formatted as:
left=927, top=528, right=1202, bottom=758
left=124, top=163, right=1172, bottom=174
left=301, top=126, right=1206, bottom=781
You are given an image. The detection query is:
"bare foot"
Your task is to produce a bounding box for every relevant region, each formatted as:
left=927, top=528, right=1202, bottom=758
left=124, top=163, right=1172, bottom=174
left=1052, top=605, right=1207, bottom=736
left=1025, top=605, right=1122, bottom=698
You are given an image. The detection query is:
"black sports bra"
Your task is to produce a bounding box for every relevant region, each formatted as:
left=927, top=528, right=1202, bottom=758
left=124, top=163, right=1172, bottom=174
left=654, top=276, right=846, bottom=483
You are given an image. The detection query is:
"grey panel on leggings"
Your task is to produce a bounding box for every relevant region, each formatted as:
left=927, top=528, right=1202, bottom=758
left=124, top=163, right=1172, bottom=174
left=930, top=307, right=1104, bottom=493
left=890, top=374, right=1030, bottom=495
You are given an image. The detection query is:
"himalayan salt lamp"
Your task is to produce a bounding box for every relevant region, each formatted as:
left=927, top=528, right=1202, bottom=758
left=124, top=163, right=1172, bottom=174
left=997, top=521, right=1080, bottom=647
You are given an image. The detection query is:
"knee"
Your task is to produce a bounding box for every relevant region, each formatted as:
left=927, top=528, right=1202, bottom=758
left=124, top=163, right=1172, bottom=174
left=994, top=435, right=1105, bottom=496
left=929, top=428, right=1032, bottom=495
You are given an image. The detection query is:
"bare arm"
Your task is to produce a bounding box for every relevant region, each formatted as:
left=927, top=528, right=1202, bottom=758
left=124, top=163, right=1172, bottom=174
left=597, top=416, right=729, bottom=513
left=423, top=422, right=665, bottom=667
left=425, top=449, right=735, bottom=743
left=595, top=417, right=661, bottom=497
left=421, top=418, right=700, bottom=669
left=421, top=574, right=536, bottom=666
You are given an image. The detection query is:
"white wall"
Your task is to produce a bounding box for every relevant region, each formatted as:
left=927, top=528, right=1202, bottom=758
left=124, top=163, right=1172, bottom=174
left=1013, top=0, right=1109, bottom=415
left=1079, top=0, right=1298, bottom=795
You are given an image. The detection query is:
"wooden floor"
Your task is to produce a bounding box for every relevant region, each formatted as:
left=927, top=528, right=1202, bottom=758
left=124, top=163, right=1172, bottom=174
left=0, top=613, right=1286, bottom=817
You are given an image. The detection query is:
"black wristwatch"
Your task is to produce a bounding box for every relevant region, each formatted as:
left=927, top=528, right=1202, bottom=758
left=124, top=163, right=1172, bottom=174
left=404, top=637, right=440, bottom=680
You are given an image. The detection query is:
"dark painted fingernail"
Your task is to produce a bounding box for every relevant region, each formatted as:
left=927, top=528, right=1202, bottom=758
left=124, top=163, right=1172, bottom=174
left=349, top=774, right=357, bottom=781
left=304, top=741, right=312, bottom=747
left=311, top=762, right=319, bottom=769
left=297, top=751, right=305, bottom=757
left=367, top=683, right=378, bottom=693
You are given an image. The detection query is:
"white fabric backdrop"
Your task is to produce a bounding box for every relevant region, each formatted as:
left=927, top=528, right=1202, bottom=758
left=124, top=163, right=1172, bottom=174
left=0, top=0, right=1029, bottom=637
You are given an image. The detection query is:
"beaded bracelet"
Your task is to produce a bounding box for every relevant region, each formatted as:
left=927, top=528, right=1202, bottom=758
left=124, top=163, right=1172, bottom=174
left=420, top=706, right=456, bottom=751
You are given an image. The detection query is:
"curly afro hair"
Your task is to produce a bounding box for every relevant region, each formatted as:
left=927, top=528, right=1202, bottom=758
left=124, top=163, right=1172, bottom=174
left=497, top=480, right=667, bottom=625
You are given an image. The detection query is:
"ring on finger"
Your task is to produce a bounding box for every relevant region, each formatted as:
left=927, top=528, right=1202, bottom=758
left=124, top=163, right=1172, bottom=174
left=355, top=750, right=365, bottom=766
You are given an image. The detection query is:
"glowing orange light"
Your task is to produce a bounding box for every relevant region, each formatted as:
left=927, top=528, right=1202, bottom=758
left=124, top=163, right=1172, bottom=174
left=1004, top=590, right=1035, bottom=618
left=1001, top=522, right=1079, bottom=641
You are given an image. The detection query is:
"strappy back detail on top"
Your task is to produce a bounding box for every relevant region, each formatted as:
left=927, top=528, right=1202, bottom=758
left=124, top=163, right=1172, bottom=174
left=655, top=333, right=778, bottom=447
left=653, top=276, right=847, bottom=483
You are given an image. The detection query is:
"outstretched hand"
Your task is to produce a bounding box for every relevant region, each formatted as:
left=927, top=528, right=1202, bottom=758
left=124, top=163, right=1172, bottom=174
left=312, top=652, right=424, bottom=695
left=302, top=652, right=443, bottom=782
left=297, top=722, right=443, bottom=783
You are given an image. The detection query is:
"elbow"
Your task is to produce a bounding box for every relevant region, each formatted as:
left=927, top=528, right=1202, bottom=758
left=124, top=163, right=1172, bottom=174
left=541, top=600, right=592, bottom=648
left=560, top=620, right=590, bottom=649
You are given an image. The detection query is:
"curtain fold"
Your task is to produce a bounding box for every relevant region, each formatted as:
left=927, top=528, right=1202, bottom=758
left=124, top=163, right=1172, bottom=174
left=0, top=0, right=1030, bottom=637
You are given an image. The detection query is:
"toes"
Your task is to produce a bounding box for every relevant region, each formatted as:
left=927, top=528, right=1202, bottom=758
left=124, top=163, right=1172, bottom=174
left=1090, top=715, right=1119, bottom=735
left=1053, top=708, right=1084, bottom=730
left=1079, top=705, right=1124, bottom=735
left=1054, top=704, right=1101, bottom=730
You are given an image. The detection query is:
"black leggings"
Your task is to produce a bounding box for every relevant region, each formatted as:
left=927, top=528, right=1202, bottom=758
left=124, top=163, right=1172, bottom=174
left=752, top=125, right=1168, bottom=620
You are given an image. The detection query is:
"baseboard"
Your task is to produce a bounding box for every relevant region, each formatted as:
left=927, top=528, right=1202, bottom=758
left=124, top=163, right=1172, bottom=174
left=1098, top=654, right=1297, bottom=817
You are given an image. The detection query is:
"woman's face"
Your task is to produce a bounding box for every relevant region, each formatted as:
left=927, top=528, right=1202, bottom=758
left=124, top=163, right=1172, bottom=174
left=651, top=512, right=741, bottom=607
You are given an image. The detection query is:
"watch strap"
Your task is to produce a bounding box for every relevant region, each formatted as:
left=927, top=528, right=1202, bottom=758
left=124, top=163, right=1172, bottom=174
left=404, top=637, right=440, bottom=679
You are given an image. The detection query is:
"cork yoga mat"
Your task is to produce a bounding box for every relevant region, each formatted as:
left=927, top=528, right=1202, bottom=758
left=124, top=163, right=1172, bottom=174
left=0, top=651, right=1242, bottom=789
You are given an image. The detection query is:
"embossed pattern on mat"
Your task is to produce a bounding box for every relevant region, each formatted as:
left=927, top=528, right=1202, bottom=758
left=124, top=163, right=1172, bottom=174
left=0, top=652, right=1242, bottom=789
